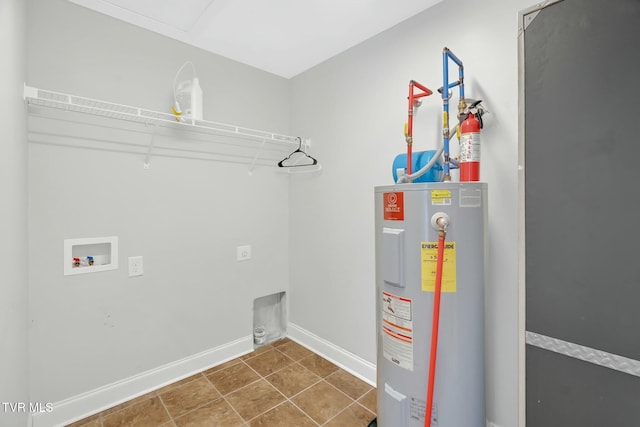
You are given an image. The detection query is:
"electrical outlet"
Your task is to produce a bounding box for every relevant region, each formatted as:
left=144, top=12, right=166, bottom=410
left=128, top=256, right=144, bottom=277
left=237, top=245, right=251, bottom=261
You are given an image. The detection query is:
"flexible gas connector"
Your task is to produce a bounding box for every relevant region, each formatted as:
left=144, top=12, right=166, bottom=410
left=425, top=212, right=450, bottom=427
left=436, top=217, right=449, bottom=231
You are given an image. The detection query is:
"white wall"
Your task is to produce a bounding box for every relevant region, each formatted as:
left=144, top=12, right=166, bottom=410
left=0, top=0, right=29, bottom=426
left=289, top=1, right=531, bottom=426
left=27, top=0, right=292, bottom=405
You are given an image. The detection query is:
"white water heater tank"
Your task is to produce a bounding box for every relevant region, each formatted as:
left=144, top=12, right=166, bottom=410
left=374, top=182, right=487, bottom=426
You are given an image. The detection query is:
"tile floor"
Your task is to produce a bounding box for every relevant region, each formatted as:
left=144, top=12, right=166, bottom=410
left=67, top=338, right=377, bottom=426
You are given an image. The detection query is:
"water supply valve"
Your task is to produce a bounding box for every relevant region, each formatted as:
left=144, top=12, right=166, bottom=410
left=431, top=212, right=450, bottom=231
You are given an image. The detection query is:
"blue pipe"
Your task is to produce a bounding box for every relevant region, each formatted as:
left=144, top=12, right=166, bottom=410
left=441, top=47, right=465, bottom=180
left=446, top=48, right=463, bottom=67
left=458, top=61, right=465, bottom=99
left=442, top=49, right=450, bottom=179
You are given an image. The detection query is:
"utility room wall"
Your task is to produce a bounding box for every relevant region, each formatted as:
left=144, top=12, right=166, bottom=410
left=288, top=1, right=533, bottom=426
left=27, top=0, right=291, bottom=403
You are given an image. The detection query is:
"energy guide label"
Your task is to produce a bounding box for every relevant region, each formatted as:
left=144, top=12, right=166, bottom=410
left=381, top=291, right=414, bottom=371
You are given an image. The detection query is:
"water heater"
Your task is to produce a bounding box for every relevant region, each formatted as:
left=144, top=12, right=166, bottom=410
left=374, top=182, right=487, bottom=426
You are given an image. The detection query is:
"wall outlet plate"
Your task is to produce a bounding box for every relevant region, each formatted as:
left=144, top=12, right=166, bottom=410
left=237, top=245, right=251, bottom=261
left=128, top=256, right=144, bottom=277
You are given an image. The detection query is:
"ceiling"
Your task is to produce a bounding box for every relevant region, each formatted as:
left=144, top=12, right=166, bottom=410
left=68, top=0, right=442, bottom=79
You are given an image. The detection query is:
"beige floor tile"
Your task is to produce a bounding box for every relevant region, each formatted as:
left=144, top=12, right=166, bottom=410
left=241, top=344, right=274, bottom=360
left=357, top=388, right=377, bottom=414
left=155, top=374, right=204, bottom=395
left=298, top=353, right=339, bottom=378
left=202, top=358, right=242, bottom=376
left=173, top=397, right=244, bottom=427
left=225, top=379, right=286, bottom=421
left=265, top=363, right=321, bottom=397
left=102, top=396, right=170, bottom=427
left=65, top=416, right=101, bottom=427
left=206, top=361, right=261, bottom=395
left=100, top=391, right=157, bottom=417
left=61, top=345, right=376, bottom=427
left=248, top=401, right=316, bottom=427
left=324, top=402, right=376, bottom=427
left=325, top=369, right=374, bottom=400
left=159, top=376, right=221, bottom=419
left=270, top=337, right=291, bottom=347
left=290, top=380, right=353, bottom=425
left=274, top=341, right=314, bottom=361
left=243, top=349, right=294, bottom=376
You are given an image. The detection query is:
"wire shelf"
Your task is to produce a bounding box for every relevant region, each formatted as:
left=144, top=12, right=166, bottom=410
left=23, top=84, right=301, bottom=147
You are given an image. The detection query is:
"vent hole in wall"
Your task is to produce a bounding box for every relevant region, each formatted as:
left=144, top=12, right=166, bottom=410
left=253, top=291, right=286, bottom=347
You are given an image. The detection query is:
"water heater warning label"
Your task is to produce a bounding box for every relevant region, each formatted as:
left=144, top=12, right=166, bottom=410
left=431, top=190, right=452, bottom=205
left=381, top=291, right=414, bottom=371
left=411, top=398, right=438, bottom=425
left=409, top=397, right=427, bottom=422
left=421, top=241, right=457, bottom=292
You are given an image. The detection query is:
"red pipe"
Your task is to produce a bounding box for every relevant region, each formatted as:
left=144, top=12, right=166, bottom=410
left=413, top=81, right=433, bottom=96
left=407, top=82, right=415, bottom=175
left=425, top=228, right=446, bottom=427
left=406, top=81, right=433, bottom=178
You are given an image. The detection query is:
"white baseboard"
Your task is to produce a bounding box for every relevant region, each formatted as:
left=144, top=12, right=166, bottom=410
left=31, top=336, right=253, bottom=427
left=31, top=327, right=378, bottom=427
left=287, top=322, right=377, bottom=387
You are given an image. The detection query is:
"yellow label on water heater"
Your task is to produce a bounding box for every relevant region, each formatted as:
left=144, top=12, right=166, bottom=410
left=421, top=241, right=457, bottom=292
left=431, top=190, right=452, bottom=205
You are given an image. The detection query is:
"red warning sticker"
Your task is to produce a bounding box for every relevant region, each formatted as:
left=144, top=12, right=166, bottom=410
left=383, top=192, right=404, bottom=221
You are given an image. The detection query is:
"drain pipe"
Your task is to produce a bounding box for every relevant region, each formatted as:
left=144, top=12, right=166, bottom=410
left=441, top=47, right=465, bottom=181
left=396, top=142, right=444, bottom=184
left=425, top=212, right=450, bottom=427
left=406, top=80, right=433, bottom=178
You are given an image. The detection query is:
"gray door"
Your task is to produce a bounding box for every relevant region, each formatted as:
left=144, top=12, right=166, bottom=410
left=520, top=0, right=640, bottom=425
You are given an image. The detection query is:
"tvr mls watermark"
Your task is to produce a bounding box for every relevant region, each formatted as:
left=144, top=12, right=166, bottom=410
left=1, top=402, right=53, bottom=413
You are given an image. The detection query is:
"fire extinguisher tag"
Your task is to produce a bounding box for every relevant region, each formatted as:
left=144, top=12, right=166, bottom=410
left=460, top=133, right=481, bottom=162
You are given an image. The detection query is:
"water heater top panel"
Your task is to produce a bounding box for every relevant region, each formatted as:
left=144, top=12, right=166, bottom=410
left=374, top=182, right=487, bottom=194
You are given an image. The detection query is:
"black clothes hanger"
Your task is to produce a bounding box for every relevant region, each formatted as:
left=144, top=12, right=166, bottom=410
left=278, top=137, right=318, bottom=167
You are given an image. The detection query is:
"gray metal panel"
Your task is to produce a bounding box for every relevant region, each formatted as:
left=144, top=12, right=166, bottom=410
left=382, top=228, right=405, bottom=287
left=526, top=345, right=640, bottom=427
left=524, top=0, right=640, bottom=360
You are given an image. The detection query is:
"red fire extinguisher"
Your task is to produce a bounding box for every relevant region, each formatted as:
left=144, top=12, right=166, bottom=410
left=459, top=101, right=484, bottom=182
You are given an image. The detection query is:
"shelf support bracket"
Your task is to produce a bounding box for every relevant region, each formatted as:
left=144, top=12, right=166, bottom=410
left=143, top=125, right=157, bottom=169
left=248, top=138, right=267, bottom=175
